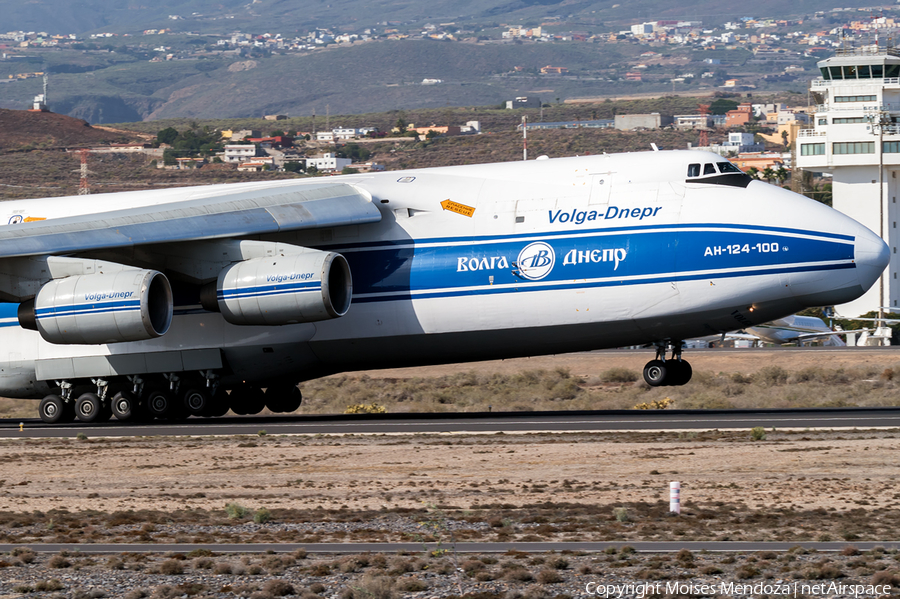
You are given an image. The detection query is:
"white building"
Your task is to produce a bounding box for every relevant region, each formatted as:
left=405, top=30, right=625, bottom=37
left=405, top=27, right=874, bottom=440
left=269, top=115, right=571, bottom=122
left=796, top=45, right=900, bottom=317
left=315, top=131, right=335, bottom=142
left=630, top=23, right=654, bottom=36
left=332, top=127, right=358, bottom=140
left=223, top=144, right=257, bottom=163
left=306, top=152, right=351, bottom=172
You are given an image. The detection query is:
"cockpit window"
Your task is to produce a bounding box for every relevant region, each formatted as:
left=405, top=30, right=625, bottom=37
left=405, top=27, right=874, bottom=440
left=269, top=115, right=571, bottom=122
left=716, top=162, right=743, bottom=174
left=687, top=163, right=700, bottom=177
left=703, top=163, right=716, bottom=175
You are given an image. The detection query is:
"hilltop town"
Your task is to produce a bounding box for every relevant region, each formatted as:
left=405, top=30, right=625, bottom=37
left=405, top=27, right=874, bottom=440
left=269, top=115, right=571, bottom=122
left=2, top=6, right=899, bottom=93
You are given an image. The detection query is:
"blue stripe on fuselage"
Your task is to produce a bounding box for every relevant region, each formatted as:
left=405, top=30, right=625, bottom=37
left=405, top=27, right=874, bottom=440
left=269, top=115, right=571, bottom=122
left=339, top=226, right=854, bottom=300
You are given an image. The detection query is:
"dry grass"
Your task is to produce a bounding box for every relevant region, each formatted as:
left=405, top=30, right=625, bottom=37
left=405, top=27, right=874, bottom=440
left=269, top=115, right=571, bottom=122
left=5, top=357, right=900, bottom=418
left=294, top=363, right=900, bottom=415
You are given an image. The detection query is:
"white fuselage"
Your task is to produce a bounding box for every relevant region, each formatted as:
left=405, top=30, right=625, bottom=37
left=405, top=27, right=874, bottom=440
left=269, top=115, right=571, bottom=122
left=0, top=150, right=888, bottom=397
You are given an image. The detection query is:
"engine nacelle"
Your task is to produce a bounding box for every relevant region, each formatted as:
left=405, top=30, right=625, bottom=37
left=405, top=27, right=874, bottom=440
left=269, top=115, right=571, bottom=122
left=200, top=251, right=351, bottom=326
left=18, top=270, right=173, bottom=344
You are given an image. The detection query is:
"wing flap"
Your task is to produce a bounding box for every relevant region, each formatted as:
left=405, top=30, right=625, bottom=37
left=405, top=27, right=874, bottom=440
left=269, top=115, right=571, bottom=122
left=0, top=182, right=381, bottom=258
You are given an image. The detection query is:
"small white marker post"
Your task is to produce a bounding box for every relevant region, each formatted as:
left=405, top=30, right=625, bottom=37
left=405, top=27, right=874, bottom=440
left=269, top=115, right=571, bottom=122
left=669, top=481, right=681, bottom=514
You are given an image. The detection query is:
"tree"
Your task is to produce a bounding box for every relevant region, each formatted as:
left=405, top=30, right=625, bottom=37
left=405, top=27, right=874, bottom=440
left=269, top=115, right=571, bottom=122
left=709, top=98, right=738, bottom=115
left=395, top=115, right=408, bottom=134
left=157, top=127, right=178, bottom=145
left=747, top=167, right=760, bottom=179
left=775, top=166, right=789, bottom=186
left=270, top=130, right=285, bottom=137
left=341, top=166, right=359, bottom=174
left=283, top=161, right=304, bottom=173
left=761, top=167, right=775, bottom=183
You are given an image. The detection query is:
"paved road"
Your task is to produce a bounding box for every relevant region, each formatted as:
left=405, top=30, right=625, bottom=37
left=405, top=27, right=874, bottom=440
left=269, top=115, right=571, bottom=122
left=0, top=541, right=896, bottom=554
left=1, top=407, right=900, bottom=438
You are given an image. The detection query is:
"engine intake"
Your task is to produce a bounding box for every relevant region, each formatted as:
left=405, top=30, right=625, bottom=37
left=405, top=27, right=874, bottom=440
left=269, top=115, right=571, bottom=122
left=200, top=251, right=351, bottom=326
left=18, top=270, right=173, bottom=344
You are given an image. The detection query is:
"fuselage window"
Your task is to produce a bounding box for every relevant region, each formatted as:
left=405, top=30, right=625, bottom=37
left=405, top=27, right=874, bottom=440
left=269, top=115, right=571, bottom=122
left=703, top=163, right=716, bottom=175
left=716, top=162, right=743, bottom=174
left=687, top=163, right=701, bottom=177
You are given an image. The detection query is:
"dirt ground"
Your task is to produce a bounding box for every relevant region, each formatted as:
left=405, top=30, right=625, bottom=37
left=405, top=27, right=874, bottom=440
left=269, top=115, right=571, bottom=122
left=2, top=349, right=900, bottom=545
left=1, top=428, right=898, bottom=525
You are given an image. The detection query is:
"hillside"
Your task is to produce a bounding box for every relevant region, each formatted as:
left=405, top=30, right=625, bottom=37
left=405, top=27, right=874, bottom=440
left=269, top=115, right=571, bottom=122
left=0, top=0, right=880, bottom=36
left=0, top=109, right=138, bottom=150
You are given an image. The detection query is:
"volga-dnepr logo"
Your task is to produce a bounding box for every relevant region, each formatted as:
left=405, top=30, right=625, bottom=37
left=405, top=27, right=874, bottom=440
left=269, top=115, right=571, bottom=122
left=516, top=242, right=555, bottom=280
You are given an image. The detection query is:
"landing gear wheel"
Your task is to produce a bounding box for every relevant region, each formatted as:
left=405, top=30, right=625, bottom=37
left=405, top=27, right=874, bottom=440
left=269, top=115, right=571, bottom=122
left=111, top=391, right=137, bottom=421
left=280, top=388, right=302, bottom=413
left=265, top=384, right=302, bottom=413
left=39, top=394, right=71, bottom=424
left=230, top=384, right=265, bottom=415
left=144, top=389, right=174, bottom=420
left=182, top=387, right=209, bottom=417
left=643, top=360, right=668, bottom=387
left=204, top=388, right=230, bottom=417
left=668, top=360, right=693, bottom=386
left=76, top=393, right=109, bottom=423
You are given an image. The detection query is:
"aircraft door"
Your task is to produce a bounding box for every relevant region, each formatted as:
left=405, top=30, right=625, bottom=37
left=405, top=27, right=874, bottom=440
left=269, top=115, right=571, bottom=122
left=589, top=172, right=613, bottom=205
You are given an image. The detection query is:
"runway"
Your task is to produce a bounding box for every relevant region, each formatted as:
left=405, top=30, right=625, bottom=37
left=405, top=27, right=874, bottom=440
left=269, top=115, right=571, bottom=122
left=0, top=541, right=896, bottom=554
left=1, top=407, right=900, bottom=438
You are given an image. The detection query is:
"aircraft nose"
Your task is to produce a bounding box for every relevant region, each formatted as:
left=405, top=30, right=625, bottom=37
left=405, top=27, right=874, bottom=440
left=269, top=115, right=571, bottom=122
left=854, top=224, right=890, bottom=293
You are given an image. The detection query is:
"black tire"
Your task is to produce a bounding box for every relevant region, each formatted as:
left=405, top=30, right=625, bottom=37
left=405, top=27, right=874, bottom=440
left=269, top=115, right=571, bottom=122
left=280, top=386, right=302, bottom=413
left=230, top=384, right=265, bottom=415
left=39, top=394, right=68, bottom=424
left=111, top=391, right=136, bottom=421
left=669, top=360, right=693, bottom=386
left=264, top=384, right=303, bottom=413
left=182, top=387, right=209, bottom=417
left=204, top=389, right=231, bottom=417
left=76, top=393, right=105, bottom=423
left=144, top=389, right=174, bottom=420
left=643, top=360, right=668, bottom=387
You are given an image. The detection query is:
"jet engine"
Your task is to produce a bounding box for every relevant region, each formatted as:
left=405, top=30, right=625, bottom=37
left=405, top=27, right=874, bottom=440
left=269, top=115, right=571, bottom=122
left=18, top=270, right=173, bottom=344
left=200, top=250, right=352, bottom=326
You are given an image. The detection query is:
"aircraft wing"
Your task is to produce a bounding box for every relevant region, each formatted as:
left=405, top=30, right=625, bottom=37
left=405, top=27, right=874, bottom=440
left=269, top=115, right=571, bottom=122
left=0, top=181, right=380, bottom=258
left=793, top=331, right=852, bottom=341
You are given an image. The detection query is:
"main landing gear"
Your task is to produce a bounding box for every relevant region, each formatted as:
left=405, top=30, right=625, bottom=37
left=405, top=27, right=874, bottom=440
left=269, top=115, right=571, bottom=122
left=642, top=341, right=692, bottom=387
left=36, top=372, right=304, bottom=424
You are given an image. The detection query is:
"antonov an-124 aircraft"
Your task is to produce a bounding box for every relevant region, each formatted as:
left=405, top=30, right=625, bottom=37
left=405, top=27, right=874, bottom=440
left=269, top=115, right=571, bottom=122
left=0, top=150, right=888, bottom=423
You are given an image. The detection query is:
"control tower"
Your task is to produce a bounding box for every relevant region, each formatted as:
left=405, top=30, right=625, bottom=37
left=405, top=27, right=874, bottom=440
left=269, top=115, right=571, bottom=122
left=796, top=44, right=900, bottom=317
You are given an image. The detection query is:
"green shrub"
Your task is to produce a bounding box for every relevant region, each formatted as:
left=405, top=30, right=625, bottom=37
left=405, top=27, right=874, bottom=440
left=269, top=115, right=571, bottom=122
left=751, top=427, right=767, bottom=441
left=225, top=502, right=248, bottom=519
left=601, top=367, right=638, bottom=383
left=253, top=508, right=272, bottom=524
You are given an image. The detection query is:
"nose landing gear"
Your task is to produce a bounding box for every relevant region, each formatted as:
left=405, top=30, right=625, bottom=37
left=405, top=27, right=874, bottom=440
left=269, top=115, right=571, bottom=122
left=643, top=341, right=692, bottom=387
